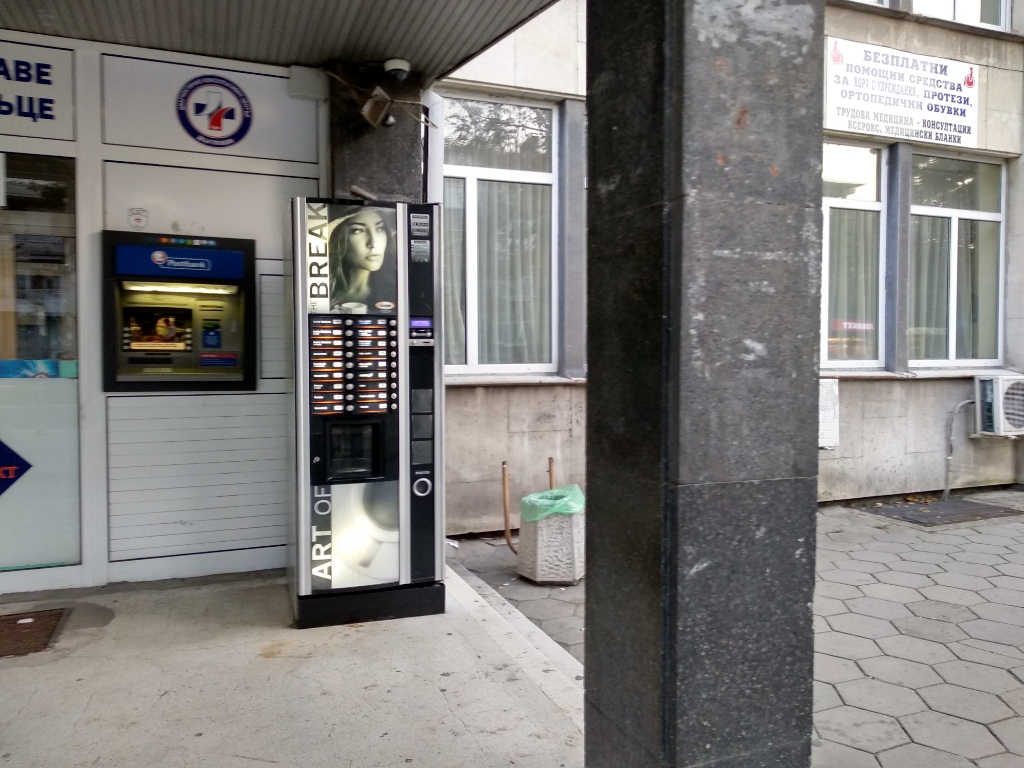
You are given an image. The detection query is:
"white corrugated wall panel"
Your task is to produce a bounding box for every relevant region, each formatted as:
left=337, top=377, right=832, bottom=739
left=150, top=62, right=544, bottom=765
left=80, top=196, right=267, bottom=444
left=260, top=274, right=290, bottom=380
left=107, top=393, right=290, bottom=562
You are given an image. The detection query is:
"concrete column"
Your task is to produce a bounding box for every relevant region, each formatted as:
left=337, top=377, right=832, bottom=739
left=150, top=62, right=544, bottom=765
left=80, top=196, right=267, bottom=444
left=328, top=63, right=424, bottom=202
left=585, top=1, right=823, bottom=766
left=886, top=143, right=913, bottom=373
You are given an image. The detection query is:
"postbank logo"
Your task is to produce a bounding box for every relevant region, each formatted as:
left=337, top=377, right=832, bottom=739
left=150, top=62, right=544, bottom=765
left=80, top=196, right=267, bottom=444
left=176, top=75, right=252, bottom=148
left=151, top=250, right=211, bottom=271
left=151, top=250, right=168, bottom=266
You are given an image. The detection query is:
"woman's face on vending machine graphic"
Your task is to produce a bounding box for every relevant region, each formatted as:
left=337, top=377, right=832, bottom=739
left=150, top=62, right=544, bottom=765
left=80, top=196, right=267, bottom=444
left=343, top=209, right=388, bottom=273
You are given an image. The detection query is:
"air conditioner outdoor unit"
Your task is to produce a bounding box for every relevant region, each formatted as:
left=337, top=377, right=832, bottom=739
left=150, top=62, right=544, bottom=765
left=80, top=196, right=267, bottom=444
left=975, top=375, right=1024, bottom=437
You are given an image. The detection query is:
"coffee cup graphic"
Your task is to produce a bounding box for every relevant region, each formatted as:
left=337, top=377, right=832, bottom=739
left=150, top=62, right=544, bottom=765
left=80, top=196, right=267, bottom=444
left=340, top=302, right=367, bottom=314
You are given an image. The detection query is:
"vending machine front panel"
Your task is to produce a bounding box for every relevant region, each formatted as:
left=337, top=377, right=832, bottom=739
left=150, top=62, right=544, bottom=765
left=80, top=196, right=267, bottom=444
left=291, top=199, right=443, bottom=627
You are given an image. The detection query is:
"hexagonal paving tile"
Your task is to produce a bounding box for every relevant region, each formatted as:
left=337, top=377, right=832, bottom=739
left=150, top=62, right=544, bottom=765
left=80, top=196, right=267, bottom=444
left=898, top=710, right=1003, bottom=759
left=934, top=660, right=1022, bottom=694
left=933, top=572, right=994, bottom=592
left=876, top=635, right=956, bottom=665
left=948, top=643, right=1022, bottom=670
left=990, top=717, right=1024, bottom=756
left=918, top=586, right=987, bottom=606
left=990, top=576, right=1024, bottom=592
left=861, top=584, right=924, bottom=604
left=815, top=653, right=865, bottom=684
left=811, top=739, right=881, bottom=768
left=851, top=551, right=904, bottom=564
left=818, top=632, right=884, bottom=661
left=857, top=656, right=941, bottom=689
left=962, top=620, right=1024, bottom=647
left=889, top=561, right=945, bottom=575
left=907, top=600, right=976, bottom=624
left=876, top=572, right=935, bottom=589
left=918, top=683, right=1015, bottom=724
left=823, top=570, right=881, bottom=587
left=815, top=706, right=910, bottom=753
left=818, top=582, right=866, bottom=600
left=891, top=617, right=968, bottom=644
left=815, top=595, right=850, bottom=617
left=976, top=754, right=1024, bottom=768
left=1002, top=688, right=1024, bottom=716
left=944, top=562, right=1000, bottom=578
left=876, top=743, right=973, bottom=768
left=980, top=589, right=1024, bottom=608
left=865, top=542, right=913, bottom=554
left=815, top=681, right=843, bottom=713
left=902, top=551, right=953, bottom=564
left=846, top=597, right=913, bottom=621
left=540, top=616, right=584, bottom=637
left=827, top=614, right=899, bottom=640
left=972, top=602, right=1024, bottom=628
left=836, top=678, right=926, bottom=717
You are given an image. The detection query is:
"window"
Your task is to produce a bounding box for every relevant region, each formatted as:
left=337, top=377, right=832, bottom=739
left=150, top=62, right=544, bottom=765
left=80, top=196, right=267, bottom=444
left=912, top=0, right=1004, bottom=28
left=442, top=97, right=557, bottom=373
left=821, top=144, right=885, bottom=367
left=820, top=145, right=1004, bottom=371
left=910, top=154, right=1002, bottom=365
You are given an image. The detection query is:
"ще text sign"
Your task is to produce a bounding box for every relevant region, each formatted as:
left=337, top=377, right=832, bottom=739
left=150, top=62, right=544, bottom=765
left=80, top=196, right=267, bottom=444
left=0, top=41, right=73, bottom=141
left=825, top=37, right=978, bottom=149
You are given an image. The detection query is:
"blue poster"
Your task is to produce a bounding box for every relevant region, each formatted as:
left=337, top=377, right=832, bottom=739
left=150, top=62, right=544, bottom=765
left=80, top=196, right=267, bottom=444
left=0, top=360, right=59, bottom=378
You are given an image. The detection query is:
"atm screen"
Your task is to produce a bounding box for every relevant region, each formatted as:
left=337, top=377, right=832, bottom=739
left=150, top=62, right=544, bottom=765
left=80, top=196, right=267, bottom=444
left=124, top=307, right=193, bottom=351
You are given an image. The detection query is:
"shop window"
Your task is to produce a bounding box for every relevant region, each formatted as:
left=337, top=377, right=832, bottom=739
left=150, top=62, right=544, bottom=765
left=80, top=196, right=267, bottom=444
left=821, top=143, right=885, bottom=367
left=442, top=97, right=556, bottom=374
left=910, top=154, right=1002, bottom=365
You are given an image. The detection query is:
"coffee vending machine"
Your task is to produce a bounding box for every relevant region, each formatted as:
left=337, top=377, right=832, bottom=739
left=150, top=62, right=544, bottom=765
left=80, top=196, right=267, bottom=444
left=289, top=199, right=445, bottom=628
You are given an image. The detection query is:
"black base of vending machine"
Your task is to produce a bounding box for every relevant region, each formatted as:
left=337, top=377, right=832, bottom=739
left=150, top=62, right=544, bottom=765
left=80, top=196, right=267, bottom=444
left=295, top=581, right=446, bottom=629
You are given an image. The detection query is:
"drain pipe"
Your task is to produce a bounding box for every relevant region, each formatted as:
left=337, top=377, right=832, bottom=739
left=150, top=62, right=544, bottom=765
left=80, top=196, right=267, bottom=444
left=942, top=399, right=975, bottom=502
left=502, top=461, right=517, bottom=555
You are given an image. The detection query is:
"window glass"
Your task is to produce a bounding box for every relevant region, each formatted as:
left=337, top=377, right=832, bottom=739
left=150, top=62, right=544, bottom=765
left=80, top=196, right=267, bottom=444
left=912, top=155, right=1001, bottom=212
left=914, top=0, right=1001, bottom=25
left=823, top=144, right=880, bottom=201
left=956, top=219, right=999, bottom=359
left=442, top=177, right=467, bottom=365
left=909, top=215, right=951, bottom=360
left=0, top=152, right=80, bottom=572
left=444, top=99, right=552, bottom=172
left=828, top=209, right=880, bottom=361
left=477, top=181, right=551, bottom=364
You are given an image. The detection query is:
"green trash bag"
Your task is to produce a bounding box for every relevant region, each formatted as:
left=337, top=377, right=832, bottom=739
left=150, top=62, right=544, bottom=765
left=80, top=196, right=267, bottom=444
left=520, top=484, right=585, bottom=523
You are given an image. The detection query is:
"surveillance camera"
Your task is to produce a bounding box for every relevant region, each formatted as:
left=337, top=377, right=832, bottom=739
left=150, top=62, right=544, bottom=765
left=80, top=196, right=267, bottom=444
left=383, top=59, right=411, bottom=81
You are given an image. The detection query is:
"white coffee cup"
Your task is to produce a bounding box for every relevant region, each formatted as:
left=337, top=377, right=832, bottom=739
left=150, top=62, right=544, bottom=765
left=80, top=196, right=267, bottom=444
left=341, top=302, right=367, bottom=314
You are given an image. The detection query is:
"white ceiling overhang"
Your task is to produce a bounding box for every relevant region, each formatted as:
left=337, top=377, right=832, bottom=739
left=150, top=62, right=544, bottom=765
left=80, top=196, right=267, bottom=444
left=0, top=0, right=556, bottom=82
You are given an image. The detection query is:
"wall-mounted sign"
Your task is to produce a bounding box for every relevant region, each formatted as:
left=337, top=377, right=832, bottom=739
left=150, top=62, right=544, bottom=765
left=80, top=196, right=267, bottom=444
left=825, top=37, right=979, bottom=149
left=103, top=55, right=316, bottom=162
left=0, top=41, right=73, bottom=141
left=176, top=75, right=253, bottom=148
left=0, top=438, right=31, bottom=499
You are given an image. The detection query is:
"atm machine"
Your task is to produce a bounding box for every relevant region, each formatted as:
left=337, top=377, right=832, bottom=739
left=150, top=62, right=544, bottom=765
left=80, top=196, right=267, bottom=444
left=289, top=199, right=444, bottom=628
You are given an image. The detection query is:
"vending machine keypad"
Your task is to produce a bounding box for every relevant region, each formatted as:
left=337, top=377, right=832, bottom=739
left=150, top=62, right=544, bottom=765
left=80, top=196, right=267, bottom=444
left=308, top=316, right=397, bottom=415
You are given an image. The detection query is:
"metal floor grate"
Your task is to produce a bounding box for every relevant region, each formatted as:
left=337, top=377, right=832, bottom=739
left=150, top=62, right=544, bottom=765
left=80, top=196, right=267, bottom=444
left=862, top=499, right=1023, bottom=527
left=0, top=609, right=65, bottom=658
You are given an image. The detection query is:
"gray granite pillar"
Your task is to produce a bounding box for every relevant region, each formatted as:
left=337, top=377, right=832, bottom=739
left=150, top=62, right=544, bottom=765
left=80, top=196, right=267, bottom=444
left=585, top=1, right=824, bottom=766
left=329, top=63, right=424, bottom=202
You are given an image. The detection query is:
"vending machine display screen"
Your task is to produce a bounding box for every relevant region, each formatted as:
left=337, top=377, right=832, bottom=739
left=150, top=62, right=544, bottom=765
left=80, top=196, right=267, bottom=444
left=102, top=231, right=256, bottom=392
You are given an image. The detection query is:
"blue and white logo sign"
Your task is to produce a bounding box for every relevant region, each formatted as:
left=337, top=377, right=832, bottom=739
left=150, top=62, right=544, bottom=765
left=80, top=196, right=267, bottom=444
left=176, top=75, right=252, bottom=148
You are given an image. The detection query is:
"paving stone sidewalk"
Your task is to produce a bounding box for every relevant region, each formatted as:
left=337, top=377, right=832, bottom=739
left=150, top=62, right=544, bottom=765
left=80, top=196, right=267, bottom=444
left=449, top=489, right=1024, bottom=767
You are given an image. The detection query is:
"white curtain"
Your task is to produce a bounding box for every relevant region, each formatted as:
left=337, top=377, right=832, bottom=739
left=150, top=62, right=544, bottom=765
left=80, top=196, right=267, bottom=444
left=477, top=181, right=551, bottom=364
left=956, top=219, right=999, bottom=359
left=828, top=208, right=879, bottom=361
left=909, top=215, right=951, bottom=360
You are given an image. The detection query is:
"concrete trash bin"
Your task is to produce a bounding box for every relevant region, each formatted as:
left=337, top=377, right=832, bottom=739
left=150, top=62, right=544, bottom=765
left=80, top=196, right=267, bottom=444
left=516, top=485, right=585, bottom=585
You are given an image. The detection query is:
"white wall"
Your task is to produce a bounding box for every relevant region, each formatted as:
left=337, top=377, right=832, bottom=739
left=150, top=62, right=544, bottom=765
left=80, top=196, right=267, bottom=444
left=445, top=0, right=586, bottom=97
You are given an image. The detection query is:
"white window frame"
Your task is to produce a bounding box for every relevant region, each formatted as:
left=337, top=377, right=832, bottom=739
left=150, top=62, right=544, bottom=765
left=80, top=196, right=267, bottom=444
left=439, top=93, right=560, bottom=375
left=910, top=0, right=1010, bottom=32
left=821, top=142, right=888, bottom=371
left=908, top=152, right=1005, bottom=369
